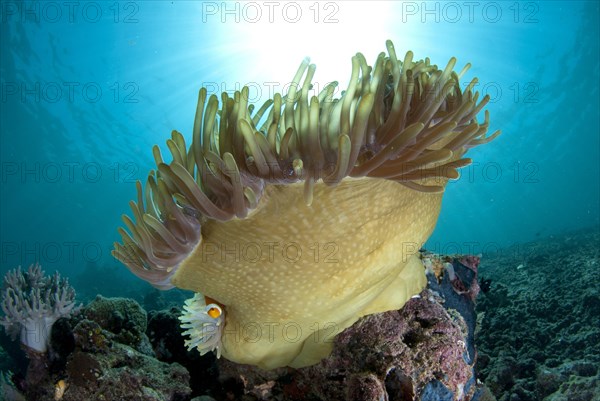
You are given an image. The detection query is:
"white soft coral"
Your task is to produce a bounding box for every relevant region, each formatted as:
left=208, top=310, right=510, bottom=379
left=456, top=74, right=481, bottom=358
left=0, top=263, right=77, bottom=353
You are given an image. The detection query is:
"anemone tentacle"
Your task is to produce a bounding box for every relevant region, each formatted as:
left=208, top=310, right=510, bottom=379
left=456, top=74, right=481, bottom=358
left=112, top=42, right=500, bottom=369
left=112, top=40, right=499, bottom=287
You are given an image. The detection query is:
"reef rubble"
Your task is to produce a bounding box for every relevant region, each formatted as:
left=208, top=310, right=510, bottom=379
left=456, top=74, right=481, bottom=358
left=476, top=227, right=600, bottom=401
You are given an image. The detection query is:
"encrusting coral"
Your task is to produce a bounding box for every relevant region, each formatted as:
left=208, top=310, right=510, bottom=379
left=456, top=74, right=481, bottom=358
left=0, top=263, right=77, bottom=354
left=113, top=40, right=500, bottom=369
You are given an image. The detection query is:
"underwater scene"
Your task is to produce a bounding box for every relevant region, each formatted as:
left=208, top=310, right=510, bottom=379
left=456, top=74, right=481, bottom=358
left=0, top=1, right=598, bottom=400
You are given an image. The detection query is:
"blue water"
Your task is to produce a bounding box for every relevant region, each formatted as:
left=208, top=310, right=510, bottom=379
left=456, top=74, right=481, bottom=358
left=1, top=1, right=598, bottom=283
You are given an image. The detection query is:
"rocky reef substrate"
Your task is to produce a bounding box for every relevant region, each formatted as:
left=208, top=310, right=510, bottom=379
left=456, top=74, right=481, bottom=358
left=0, top=251, right=495, bottom=401
left=476, top=227, right=600, bottom=401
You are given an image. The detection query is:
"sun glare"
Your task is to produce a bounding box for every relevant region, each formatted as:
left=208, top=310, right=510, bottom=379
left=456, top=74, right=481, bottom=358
left=196, top=1, right=416, bottom=104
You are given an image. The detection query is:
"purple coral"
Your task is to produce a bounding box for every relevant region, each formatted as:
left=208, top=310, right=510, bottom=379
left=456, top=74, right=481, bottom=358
left=0, top=263, right=77, bottom=354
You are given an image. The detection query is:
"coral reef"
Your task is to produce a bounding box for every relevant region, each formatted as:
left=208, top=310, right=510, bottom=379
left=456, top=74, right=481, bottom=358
left=83, top=295, right=153, bottom=354
left=0, top=371, right=25, bottom=401
left=0, top=296, right=192, bottom=401
left=63, top=326, right=191, bottom=401
left=476, top=227, right=600, bottom=401
left=0, top=252, right=495, bottom=400
left=0, top=264, right=77, bottom=354
left=147, top=308, right=220, bottom=397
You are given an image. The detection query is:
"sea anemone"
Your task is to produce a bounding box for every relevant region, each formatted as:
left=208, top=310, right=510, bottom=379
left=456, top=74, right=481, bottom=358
left=113, top=40, right=499, bottom=369
left=179, top=293, right=224, bottom=358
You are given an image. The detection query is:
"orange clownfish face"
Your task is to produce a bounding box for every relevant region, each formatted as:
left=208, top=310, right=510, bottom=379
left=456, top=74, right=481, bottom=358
left=207, top=306, right=221, bottom=319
